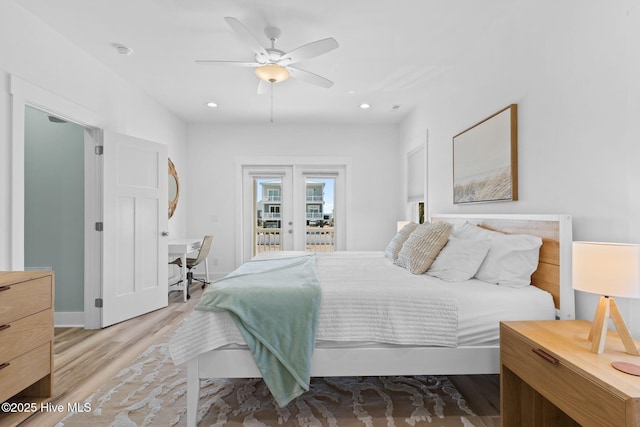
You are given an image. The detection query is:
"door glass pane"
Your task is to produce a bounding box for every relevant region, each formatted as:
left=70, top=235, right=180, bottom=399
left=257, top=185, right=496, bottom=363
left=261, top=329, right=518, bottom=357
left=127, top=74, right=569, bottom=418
left=305, top=178, right=335, bottom=252
left=255, top=178, right=282, bottom=254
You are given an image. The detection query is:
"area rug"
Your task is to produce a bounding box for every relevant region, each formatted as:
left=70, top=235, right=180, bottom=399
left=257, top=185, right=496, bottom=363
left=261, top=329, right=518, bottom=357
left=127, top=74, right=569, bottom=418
left=57, top=337, right=486, bottom=427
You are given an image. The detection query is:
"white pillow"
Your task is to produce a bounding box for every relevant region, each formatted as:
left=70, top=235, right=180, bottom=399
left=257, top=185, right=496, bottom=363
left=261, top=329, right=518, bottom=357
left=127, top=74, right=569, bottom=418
left=452, top=222, right=542, bottom=287
left=384, top=222, right=418, bottom=261
left=395, top=222, right=452, bottom=274
left=452, top=221, right=499, bottom=240
left=426, top=237, right=490, bottom=282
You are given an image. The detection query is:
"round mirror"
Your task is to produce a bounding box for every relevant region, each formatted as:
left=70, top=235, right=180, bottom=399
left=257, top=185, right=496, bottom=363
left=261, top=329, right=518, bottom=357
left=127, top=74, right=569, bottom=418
left=168, top=158, right=179, bottom=219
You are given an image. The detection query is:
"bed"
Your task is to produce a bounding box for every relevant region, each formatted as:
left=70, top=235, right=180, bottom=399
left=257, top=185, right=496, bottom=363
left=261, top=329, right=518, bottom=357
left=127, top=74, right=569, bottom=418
left=170, top=213, right=574, bottom=427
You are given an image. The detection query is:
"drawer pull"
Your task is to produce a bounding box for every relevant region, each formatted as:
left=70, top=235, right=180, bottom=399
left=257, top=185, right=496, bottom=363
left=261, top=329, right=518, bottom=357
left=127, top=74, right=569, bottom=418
left=532, top=348, right=559, bottom=364
left=0, top=324, right=10, bottom=332
left=0, top=362, right=9, bottom=370
left=0, top=285, right=10, bottom=292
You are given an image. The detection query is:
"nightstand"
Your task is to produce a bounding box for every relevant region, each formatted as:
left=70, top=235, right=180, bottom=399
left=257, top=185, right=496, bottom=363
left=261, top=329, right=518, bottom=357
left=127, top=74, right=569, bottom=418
left=500, top=320, right=640, bottom=427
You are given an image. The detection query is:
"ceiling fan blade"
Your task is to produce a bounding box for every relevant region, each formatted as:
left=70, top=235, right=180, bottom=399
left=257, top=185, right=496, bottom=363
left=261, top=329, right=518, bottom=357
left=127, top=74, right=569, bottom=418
left=224, top=17, right=268, bottom=60
left=196, top=60, right=260, bottom=67
left=257, top=79, right=270, bottom=95
left=287, top=66, right=334, bottom=88
left=279, top=38, right=339, bottom=65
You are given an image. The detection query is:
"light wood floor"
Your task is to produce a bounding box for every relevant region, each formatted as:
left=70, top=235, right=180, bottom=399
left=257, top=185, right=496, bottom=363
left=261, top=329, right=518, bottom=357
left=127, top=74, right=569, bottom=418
left=2, top=283, right=500, bottom=427
left=449, top=374, right=500, bottom=427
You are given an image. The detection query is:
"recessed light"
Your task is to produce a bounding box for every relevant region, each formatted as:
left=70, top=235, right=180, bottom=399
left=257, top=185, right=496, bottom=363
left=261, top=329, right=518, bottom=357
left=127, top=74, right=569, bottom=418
left=360, top=103, right=371, bottom=109
left=113, top=44, right=133, bottom=55
left=206, top=102, right=218, bottom=108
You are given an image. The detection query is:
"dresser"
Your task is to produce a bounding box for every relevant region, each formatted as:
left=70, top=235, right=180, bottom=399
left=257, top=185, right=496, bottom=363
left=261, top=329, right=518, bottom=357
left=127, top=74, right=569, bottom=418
left=501, top=320, right=640, bottom=427
left=0, top=271, right=54, bottom=404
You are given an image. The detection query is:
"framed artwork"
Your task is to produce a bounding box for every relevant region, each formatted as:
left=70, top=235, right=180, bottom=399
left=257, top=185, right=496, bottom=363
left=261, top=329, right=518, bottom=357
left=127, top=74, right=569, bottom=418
left=453, top=104, right=518, bottom=204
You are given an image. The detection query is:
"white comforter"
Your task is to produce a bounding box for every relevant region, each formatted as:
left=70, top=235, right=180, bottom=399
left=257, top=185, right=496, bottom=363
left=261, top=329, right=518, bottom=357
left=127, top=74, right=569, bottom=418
left=169, top=251, right=556, bottom=365
left=170, top=252, right=459, bottom=365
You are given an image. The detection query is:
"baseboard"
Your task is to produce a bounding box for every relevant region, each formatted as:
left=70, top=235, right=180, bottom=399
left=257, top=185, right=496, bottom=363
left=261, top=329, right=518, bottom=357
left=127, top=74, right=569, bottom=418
left=55, top=311, right=84, bottom=327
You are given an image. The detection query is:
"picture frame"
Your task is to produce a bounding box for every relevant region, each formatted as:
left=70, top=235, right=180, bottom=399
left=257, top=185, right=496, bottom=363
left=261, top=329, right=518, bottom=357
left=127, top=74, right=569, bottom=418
left=453, top=104, right=518, bottom=204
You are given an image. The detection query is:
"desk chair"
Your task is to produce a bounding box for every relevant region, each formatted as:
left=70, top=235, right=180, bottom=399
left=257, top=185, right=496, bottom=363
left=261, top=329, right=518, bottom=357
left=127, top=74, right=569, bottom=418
left=169, top=235, right=213, bottom=299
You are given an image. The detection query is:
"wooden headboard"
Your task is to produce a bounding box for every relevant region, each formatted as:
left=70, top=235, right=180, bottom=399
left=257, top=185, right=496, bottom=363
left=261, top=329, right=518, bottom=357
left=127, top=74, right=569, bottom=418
left=431, top=214, right=574, bottom=320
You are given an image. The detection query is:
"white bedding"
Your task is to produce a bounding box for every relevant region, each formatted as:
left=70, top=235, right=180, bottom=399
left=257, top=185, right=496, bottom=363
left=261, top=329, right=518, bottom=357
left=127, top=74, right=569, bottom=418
left=169, top=251, right=555, bottom=365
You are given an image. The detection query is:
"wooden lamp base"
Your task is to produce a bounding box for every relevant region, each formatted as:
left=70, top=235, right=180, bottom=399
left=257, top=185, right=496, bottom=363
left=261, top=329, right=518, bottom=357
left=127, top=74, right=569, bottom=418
left=588, top=295, right=640, bottom=356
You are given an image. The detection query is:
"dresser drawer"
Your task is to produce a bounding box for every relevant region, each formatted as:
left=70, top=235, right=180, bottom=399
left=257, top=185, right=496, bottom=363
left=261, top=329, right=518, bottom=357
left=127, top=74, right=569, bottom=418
left=0, top=343, right=51, bottom=403
left=0, top=309, right=53, bottom=363
left=501, top=326, right=626, bottom=426
left=0, top=276, right=52, bottom=324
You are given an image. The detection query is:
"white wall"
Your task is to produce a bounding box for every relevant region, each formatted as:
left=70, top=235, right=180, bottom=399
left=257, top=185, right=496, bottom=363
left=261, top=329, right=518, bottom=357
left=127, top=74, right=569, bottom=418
left=399, top=0, right=640, bottom=335
left=0, top=1, right=188, bottom=269
left=186, top=123, right=401, bottom=276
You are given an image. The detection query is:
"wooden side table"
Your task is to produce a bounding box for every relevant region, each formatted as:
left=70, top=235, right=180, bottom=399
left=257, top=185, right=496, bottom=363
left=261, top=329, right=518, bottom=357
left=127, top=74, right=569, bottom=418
left=500, top=320, right=640, bottom=427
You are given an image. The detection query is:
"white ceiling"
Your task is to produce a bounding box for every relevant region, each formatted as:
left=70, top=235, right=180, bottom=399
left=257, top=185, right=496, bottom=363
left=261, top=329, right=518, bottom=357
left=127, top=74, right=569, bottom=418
left=14, top=0, right=511, bottom=125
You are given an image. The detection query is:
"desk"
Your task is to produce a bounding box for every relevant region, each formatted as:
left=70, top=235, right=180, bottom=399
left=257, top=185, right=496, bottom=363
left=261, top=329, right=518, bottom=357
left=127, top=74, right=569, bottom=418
left=169, top=238, right=202, bottom=302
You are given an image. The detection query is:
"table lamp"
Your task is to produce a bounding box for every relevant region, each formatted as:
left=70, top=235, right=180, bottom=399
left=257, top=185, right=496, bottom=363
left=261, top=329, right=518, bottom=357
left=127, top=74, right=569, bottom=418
left=572, top=241, right=640, bottom=360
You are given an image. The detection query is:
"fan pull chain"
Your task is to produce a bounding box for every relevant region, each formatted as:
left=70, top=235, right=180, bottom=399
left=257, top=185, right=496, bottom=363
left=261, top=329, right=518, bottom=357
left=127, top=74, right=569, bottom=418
left=270, top=82, right=274, bottom=124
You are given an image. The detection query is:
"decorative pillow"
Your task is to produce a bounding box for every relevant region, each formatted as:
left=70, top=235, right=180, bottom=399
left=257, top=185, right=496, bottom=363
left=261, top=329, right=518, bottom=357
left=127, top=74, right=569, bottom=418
left=452, top=222, right=542, bottom=287
left=395, top=222, right=452, bottom=274
left=384, top=222, right=418, bottom=261
left=426, top=237, right=490, bottom=282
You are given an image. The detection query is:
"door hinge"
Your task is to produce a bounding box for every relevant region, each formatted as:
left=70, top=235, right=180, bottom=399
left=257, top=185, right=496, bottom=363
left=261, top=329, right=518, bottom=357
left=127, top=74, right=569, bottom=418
left=95, top=145, right=104, bottom=155
left=95, top=298, right=103, bottom=308
left=95, top=222, right=103, bottom=231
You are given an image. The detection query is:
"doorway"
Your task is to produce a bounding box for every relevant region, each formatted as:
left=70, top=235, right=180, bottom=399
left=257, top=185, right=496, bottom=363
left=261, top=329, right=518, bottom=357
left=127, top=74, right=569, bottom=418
left=24, top=106, right=86, bottom=324
left=11, top=75, right=168, bottom=329
left=10, top=75, right=106, bottom=328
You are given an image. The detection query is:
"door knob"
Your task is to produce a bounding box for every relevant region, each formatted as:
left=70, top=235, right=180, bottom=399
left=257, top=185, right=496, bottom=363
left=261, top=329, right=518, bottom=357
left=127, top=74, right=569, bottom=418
left=161, top=231, right=169, bottom=237
left=288, top=229, right=293, bottom=234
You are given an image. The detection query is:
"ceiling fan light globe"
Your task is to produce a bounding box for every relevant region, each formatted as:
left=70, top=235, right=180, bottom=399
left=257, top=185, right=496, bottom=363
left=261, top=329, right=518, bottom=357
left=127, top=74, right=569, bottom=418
left=255, top=64, right=290, bottom=83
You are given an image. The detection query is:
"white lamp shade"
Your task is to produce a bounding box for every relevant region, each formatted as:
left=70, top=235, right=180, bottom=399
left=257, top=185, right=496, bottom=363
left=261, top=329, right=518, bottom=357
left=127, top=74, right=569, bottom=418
left=572, top=241, right=640, bottom=298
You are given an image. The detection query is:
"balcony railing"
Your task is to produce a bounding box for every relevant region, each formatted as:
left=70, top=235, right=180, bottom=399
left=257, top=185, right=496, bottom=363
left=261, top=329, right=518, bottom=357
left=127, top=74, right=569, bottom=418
left=262, top=212, right=281, bottom=219
left=306, top=195, right=323, bottom=202
left=306, top=212, right=323, bottom=220
left=255, top=227, right=281, bottom=252
left=305, top=227, right=335, bottom=252
left=263, top=196, right=281, bottom=202
left=255, top=226, right=335, bottom=254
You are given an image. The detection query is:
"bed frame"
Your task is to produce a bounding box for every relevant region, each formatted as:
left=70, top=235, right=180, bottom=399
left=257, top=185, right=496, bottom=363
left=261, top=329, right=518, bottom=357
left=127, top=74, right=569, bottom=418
left=185, top=213, right=574, bottom=427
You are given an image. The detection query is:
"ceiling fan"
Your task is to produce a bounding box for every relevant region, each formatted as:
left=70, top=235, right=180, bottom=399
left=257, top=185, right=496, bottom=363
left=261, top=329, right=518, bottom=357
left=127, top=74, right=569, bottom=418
left=197, top=17, right=339, bottom=94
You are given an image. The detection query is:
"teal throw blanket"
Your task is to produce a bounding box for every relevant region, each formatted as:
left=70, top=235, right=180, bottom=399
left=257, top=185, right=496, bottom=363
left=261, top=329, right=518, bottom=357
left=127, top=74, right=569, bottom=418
left=195, top=254, right=321, bottom=407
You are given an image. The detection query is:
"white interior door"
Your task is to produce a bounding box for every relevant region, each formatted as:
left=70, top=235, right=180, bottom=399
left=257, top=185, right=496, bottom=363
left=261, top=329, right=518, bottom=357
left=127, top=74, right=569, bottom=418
left=101, top=131, right=168, bottom=327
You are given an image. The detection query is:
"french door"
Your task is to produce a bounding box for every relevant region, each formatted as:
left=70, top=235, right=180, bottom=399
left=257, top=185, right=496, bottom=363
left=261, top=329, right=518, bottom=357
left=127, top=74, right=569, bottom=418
left=241, top=164, right=345, bottom=263
left=242, top=166, right=294, bottom=262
